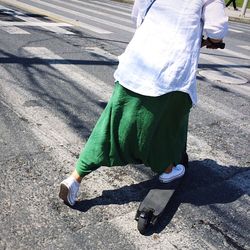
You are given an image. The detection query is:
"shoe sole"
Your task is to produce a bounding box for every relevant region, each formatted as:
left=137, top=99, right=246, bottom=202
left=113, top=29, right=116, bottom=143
left=159, top=171, right=185, bottom=183
left=59, top=183, right=70, bottom=205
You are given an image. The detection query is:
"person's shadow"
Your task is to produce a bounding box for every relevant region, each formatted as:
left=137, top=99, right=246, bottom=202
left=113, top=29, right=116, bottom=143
left=72, top=159, right=249, bottom=235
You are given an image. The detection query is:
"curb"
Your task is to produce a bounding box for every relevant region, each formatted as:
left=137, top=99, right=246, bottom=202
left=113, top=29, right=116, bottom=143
left=229, top=16, right=250, bottom=24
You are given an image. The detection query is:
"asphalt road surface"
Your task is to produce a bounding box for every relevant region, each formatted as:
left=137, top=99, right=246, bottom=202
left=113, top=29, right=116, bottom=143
left=0, top=0, right=249, bottom=249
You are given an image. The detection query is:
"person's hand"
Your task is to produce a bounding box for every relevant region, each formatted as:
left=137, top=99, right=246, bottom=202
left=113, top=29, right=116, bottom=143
left=205, top=37, right=225, bottom=49
left=201, top=37, right=225, bottom=49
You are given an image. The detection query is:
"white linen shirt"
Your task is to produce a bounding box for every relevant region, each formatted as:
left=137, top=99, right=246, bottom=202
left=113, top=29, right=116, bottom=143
left=114, top=0, right=228, bottom=104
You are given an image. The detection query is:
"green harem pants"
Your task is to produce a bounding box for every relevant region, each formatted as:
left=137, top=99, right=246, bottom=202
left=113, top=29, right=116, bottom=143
left=76, top=82, right=192, bottom=177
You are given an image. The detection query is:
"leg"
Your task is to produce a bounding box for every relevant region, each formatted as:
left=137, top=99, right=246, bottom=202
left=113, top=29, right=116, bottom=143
left=233, top=0, right=237, bottom=10
left=152, top=92, right=191, bottom=183
left=226, top=0, right=232, bottom=7
left=59, top=83, right=139, bottom=205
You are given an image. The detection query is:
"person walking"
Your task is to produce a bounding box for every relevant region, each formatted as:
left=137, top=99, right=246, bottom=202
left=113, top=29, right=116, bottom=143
left=226, top=0, right=238, bottom=10
left=59, top=0, right=228, bottom=207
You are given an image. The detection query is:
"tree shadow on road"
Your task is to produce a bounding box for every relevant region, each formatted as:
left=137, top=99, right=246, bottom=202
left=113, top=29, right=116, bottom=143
left=73, top=159, right=249, bottom=235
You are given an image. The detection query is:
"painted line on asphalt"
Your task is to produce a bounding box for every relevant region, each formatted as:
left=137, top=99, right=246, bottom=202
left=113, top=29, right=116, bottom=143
left=0, top=26, right=30, bottom=34
left=0, top=21, right=76, bottom=34
left=237, top=45, right=250, bottom=51
left=0, top=4, right=74, bottom=34
left=0, top=0, right=112, bottom=34
left=197, top=97, right=250, bottom=134
left=0, top=65, right=83, bottom=165
left=187, top=134, right=238, bottom=166
left=22, top=46, right=114, bottom=101
left=54, top=0, right=132, bottom=21
left=92, top=0, right=132, bottom=11
left=23, top=0, right=135, bottom=33
left=200, top=52, right=249, bottom=76
left=228, top=28, right=244, bottom=33
left=229, top=23, right=250, bottom=32
left=0, top=21, right=73, bottom=27
left=85, top=47, right=119, bottom=62
left=221, top=48, right=250, bottom=60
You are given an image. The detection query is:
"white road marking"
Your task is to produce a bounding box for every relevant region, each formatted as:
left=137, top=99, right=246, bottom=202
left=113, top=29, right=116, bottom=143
left=221, top=48, right=250, bottom=60
left=0, top=65, right=83, bottom=167
left=0, top=4, right=74, bottom=34
left=25, top=0, right=135, bottom=33
left=12, top=15, right=74, bottom=35
left=187, top=134, right=238, bottom=166
left=237, top=45, right=250, bottom=51
left=0, top=21, right=72, bottom=27
left=85, top=47, right=118, bottom=61
left=229, top=23, right=250, bottom=32
left=92, top=0, right=132, bottom=12
left=228, top=28, right=243, bottom=33
left=197, top=97, right=250, bottom=134
left=22, top=47, right=114, bottom=101
left=200, top=52, right=250, bottom=76
left=66, top=0, right=131, bottom=17
left=0, top=0, right=112, bottom=34
left=0, top=26, right=30, bottom=34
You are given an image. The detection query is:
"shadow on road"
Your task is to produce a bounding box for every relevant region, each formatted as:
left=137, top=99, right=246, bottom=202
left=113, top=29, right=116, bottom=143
left=73, top=159, right=249, bottom=235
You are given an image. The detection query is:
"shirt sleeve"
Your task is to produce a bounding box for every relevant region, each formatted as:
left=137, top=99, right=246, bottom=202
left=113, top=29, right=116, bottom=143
left=202, top=0, right=228, bottom=39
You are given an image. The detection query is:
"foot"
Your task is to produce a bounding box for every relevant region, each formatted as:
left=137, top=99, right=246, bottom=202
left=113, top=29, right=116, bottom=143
left=159, top=164, right=185, bottom=183
left=59, top=176, right=80, bottom=206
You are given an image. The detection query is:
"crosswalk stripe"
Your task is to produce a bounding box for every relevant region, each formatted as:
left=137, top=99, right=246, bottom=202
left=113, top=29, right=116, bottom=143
left=0, top=26, right=30, bottom=34
left=25, top=0, right=135, bottom=33
left=49, top=0, right=131, bottom=24
left=0, top=65, right=83, bottom=160
left=200, top=52, right=249, bottom=76
left=237, top=45, right=250, bottom=51
left=230, top=23, right=250, bottom=32
left=92, top=0, right=132, bottom=12
left=85, top=47, right=119, bottom=62
left=221, top=48, right=250, bottom=60
left=0, top=4, right=73, bottom=34
left=69, top=0, right=131, bottom=17
left=228, top=28, right=243, bottom=33
left=23, top=47, right=114, bottom=101
left=206, top=80, right=250, bottom=98
left=40, top=26, right=75, bottom=35
left=187, top=134, right=238, bottom=165
left=0, top=0, right=112, bottom=34
left=198, top=97, right=250, bottom=134
left=0, top=21, right=72, bottom=27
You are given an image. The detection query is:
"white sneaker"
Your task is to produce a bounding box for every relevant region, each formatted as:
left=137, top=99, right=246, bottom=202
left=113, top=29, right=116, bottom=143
left=159, top=164, right=185, bottom=183
left=59, top=176, right=80, bottom=206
